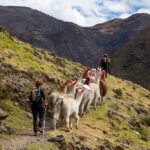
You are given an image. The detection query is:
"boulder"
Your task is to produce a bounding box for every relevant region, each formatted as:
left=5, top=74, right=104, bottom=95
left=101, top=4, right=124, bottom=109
left=0, top=108, right=8, bottom=121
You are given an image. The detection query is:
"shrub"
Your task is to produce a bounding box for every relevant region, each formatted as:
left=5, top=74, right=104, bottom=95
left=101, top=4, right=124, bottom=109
left=113, top=88, right=123, bottom=97
left=138, top=126, right=150, bottom=141
left=0, top=26, right=6, bottom=32
left=0, top=85, right=10, bottom=99
left=141, top=116, right=150, bottom=126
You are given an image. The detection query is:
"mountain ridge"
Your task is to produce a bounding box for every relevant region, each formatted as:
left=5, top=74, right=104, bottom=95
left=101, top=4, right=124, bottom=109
left=111, top=26, right=150, bottom=90
left=0, top=6, right=150, bottom=66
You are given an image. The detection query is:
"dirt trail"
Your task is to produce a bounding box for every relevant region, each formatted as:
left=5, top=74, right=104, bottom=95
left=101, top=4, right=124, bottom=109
left=0, top=132, right=50, bottom=150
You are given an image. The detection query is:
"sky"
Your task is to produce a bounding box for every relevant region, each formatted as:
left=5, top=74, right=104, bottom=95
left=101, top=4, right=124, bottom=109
left=0, top=0, right=150, bottom=27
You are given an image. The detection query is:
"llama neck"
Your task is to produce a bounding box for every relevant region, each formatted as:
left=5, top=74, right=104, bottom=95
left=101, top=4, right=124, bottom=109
left=67, top=82, right=76, bottom=95
left=70, top=84, right=76, bottom=94
left=95, top=74, right=100, bottom=85
left=62, top=85, right=67, bottom=93
left=60, top=85, right=67, bottom=93
left=75, top=93, right=84, bottom=105
left=101, top=76, right=105, bottom=81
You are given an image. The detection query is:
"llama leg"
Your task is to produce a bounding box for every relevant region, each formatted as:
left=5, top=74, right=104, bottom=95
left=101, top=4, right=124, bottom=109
left=98, top=97, right=101, bottom=105
left=52, top=117, right=57, bottom=130
left=61, top=117, right=64, bottom=127
left=94, top=97, right=98, bottom=110
left=101, top=96, right=103, bottom=103
left=84, top=99, right=89, bottom=113
left=79, top=104, right=84, bottom=117
left=65, top=116, right=70, bottom=132
left=86, top=100, right=91, bottom=113
left=69, top=116, right=73, bottom=130
left=75, top=114, right=80, bottom=129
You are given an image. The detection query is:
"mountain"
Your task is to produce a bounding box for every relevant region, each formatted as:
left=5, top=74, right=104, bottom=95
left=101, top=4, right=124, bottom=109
left=0, top=31, right=150, bottom=150
left=92, top=13, right=150, bottom=54
left=0, top=6, right=102, bottom=66
left=111, top=26, right=150, bottom=90
left=0, top=6, right=150, bottom=66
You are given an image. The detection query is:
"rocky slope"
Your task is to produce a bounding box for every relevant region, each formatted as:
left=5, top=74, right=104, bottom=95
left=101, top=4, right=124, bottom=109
left=0, top=6, right=150, bottom=66
left=111, top=26, right=150, bottom=90
left=0, top=31, right=149, bottom=150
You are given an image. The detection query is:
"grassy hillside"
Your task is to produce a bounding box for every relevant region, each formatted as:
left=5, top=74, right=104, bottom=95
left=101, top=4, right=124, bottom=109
left=46, top=76, right=150, bottom=150
left=0, top=31, right=82, bottom=105
left=0, top=30, right=81, bottom=148
left=0, top=31, right=82, bottom=80
left=0, top=31, right=149, bottom=150
left=0, top=76, right=149, bottom=150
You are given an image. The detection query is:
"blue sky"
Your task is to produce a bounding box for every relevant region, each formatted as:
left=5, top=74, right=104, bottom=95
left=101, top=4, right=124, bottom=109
left=0, top=0, right=150, bottom=26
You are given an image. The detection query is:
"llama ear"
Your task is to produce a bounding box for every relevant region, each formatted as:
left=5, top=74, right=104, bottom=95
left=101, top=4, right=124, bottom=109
left=81, top=88, right=85, bottom=93
left=73, top=80, right=77, bottom=85
left=75, top=88, right=79, bottom=92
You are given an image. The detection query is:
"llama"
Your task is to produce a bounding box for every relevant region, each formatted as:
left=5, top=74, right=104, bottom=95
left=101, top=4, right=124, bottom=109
left=48, top=79, right=81, bottom=130
left=79, top=84, right=91, bottom=117
left=85, top=68, right=102, bottom=112
left=99, top=71, right=108, bottom=103
left=61, top=84, right=85, bottom=132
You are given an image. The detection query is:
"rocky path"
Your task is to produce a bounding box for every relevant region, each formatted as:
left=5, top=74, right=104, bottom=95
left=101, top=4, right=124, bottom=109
left=0, top=132, right=50, bottom=150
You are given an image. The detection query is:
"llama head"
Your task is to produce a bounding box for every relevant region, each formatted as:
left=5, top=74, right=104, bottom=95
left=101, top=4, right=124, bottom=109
left=101, top=70, right=106, bottom=78
left=74, top=83, right=85, bottom=99
left=90, top=68, right=96, bottom=75
left=96, top=67, right=102, bottom=76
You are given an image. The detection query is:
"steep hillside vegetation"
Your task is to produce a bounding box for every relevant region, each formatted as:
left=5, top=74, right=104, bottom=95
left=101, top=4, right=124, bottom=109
left=0, top=32, right=149, bottom=150
left=0, top=31, right=82, bottom=106
left=111, top=26, right=150, bottom=90
left=0, top=6, right=150, bottom=66
left=0, top=76, right=150, bottom=150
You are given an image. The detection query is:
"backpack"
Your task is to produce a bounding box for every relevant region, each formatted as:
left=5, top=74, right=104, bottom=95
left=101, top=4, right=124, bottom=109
left=31, top=88, right=43, bottom=102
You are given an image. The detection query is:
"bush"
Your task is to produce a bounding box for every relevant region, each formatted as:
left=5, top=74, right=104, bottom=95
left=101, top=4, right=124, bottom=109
left=0, top=85, right=10, bottom=99
left=141, top=116, right=150, bottom=126
left=138, top=126, right=150, bottom=141
left=113, top=88, right=123, bottom=97
left=0, top=26, right=5, bottom=32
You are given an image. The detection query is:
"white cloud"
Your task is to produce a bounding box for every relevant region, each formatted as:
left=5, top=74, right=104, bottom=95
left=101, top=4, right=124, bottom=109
left=0, top=0, right=149, bottom=26
left=102, top=1, right=130, bottom=13
left=119, top=13, right=131, bottom=19
left=137, top=8, right=150, bottom=14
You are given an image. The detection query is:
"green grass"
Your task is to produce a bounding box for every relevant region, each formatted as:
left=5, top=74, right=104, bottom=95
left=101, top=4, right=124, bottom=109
left=45, top=75, right=150, bottom=149
left=0, top=144, right=2, bottom=150
left=0, top=134, right=15, bottom=140
left=0, top=100, right=32, bottom=132
left=141, top=116, right=150, bottom=126
left=0, top=32, right=82, bottom=82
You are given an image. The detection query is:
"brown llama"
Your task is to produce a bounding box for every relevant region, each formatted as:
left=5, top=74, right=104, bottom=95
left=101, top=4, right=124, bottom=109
left=99, top=71, right=108, bottom=103
left=82, top=67, right=90, bottom=79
